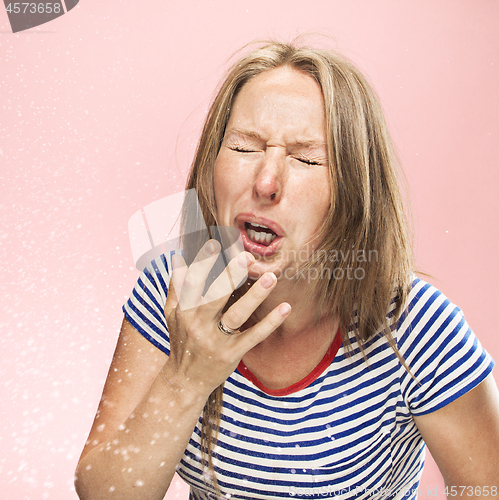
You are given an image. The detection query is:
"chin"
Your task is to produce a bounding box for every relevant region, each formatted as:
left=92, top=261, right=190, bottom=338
left=248, top=260, right=287, bottom=281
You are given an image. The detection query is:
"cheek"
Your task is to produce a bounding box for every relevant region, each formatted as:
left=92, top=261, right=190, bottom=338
left=300, top=176, right=331, bottom=217
left=213, top=157, right=238, bottom=215
left=305, top=192, right=331, bottom=236
left=214, top=155, right=251, bottom=199
left=213, top=159, right=227, bottom=201
left=316, top=172, right=332, bottom=213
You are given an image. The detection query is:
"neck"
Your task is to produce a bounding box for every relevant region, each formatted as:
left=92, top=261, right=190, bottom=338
left=241, top=275, right=335, bottom=341
left=240, top=277, right=339, bottom=391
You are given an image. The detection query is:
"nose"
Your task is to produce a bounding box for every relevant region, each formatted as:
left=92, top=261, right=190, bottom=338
left=253, top=148, right=283, bottom=203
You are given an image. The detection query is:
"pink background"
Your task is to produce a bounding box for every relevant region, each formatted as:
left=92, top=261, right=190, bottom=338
left=1, top=1, right=498, bottom=498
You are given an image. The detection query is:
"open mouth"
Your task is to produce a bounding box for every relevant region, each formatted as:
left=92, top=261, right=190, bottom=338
left=244, top=222, right=278, bottom=246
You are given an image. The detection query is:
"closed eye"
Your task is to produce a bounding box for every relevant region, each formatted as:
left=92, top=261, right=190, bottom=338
left=231, top=147, right=257, bottom=153
left=296, top=157, right=321, bottom=166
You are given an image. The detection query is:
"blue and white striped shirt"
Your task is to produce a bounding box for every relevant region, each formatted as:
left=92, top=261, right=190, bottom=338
left=123, top=253, right=494, bottom=500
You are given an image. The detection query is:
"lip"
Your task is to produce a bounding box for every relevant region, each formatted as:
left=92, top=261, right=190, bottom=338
left=235, top=213, right=284, bottom=257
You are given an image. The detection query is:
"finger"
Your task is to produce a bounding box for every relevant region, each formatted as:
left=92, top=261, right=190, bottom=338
left=238, top=303, right=292, bottom=351
left=164, top=254, right=185, bottom=318
left=178, top=240, right=221, bottom=311
left=219, top=271, right=276, bottom=331
left=170, top=253, right=187, bottom=301
left=201, top=251, right=254, bottom=309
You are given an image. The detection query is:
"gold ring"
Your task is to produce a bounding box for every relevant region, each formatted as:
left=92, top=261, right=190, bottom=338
left=217, top=319, right=238, bottom=336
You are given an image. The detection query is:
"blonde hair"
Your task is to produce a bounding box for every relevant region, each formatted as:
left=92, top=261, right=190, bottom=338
left=180, top=40, right=413, bottom=496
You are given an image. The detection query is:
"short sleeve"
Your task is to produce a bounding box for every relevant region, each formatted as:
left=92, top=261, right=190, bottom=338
left=122, top=253, right=174, bottom=355
left=398, top=277, right=494, bottom=416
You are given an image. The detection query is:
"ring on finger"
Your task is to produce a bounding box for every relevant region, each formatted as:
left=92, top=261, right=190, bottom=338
left=218, top=319, right=239, bottom=336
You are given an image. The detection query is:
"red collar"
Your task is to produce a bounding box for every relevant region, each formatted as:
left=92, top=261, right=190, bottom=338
left=236, top=328, right=342, bottom=397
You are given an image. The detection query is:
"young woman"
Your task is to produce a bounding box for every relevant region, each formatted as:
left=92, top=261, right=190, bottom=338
left=75, top=41, right=499, bottom=500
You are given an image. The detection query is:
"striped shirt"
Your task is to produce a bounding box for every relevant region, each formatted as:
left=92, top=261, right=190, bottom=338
left=123, top=253, right=494, bottom=500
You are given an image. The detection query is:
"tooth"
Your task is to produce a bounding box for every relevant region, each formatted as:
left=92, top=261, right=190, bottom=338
left=252, top=222, right=270, bottom=230
left=247, top=227, right=278, bottom=245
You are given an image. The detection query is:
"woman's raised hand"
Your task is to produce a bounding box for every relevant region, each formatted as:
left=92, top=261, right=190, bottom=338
left=163, top=239, right=291, bottom=396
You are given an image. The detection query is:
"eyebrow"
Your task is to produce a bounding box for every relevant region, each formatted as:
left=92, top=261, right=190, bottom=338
left=226, top=128, right=327, bottom=149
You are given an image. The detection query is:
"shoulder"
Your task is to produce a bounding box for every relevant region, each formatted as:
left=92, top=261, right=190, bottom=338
left=394, top=275, right=494, bottom=414
left=122, top=252, right=179, bottom=356
left=128, top=251, right=179, bottom=302
left=140, top=252, right=175, bottom=294
left=395, top=275, right=469, bottom=348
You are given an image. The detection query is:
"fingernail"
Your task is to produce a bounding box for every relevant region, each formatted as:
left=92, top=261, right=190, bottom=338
left=260, top=273, right=275, bottom=289
left=278, top=303, right=291, bottom=316
left=204, top=240, right=220, bottom=255
left=237, top=252, right=253, bottom=268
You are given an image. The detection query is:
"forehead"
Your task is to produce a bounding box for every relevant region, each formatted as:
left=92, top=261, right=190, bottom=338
left=234, top=66, right=324, bottom=110
left=227, top=66, right=326, bottom=143
left=244, top=64, right=321, bottom=91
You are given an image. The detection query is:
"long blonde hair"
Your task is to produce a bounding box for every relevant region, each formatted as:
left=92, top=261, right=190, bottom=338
left=180, top=40, right=413, bottom=496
